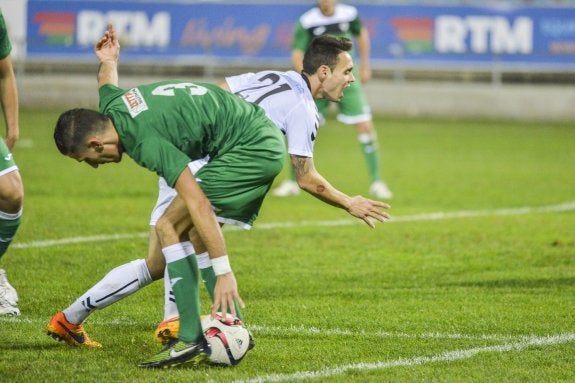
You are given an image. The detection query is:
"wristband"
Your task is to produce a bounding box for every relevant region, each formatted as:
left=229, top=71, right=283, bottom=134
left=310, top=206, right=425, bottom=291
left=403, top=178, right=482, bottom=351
left=211, top=255, right=232, bottom=275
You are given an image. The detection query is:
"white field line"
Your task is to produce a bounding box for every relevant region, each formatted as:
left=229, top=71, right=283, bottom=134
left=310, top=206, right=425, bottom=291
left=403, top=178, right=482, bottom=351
left=248, top=324, right=517, bottom=342
left=232, top=333, right=575, bottom=383
left=253, top=200, right=575, bottom=230
left=0, top=316, right=517, bottom=342
left=13, top=201, right=575, bottom=250
left=2, top=317, right=572, bottom=380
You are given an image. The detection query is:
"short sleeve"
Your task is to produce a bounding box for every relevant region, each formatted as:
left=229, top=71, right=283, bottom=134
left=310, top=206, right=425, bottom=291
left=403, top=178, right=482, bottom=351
left=291, top=21, right=312, bottom=51
left=134, top=138, right=192, bottom=187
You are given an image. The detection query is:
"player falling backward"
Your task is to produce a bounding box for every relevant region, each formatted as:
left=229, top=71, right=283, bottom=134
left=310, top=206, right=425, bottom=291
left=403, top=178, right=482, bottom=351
left=46, top=35, right=390, bottom=348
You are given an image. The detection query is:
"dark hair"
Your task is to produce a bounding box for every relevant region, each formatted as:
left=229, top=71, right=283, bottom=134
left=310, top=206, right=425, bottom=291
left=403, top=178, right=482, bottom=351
left=302, top=35, right=353, bottom=74
left=54, top=108, right=109, bottom=155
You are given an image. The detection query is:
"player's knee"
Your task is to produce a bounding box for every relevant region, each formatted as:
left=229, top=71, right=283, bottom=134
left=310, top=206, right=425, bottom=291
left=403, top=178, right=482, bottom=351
left=155, top=215, right=179, bottom=245
left=0, top=174, right=24, bottom=213
left=355, top=120, right=374, bottom=135
left=145, top=254, right=165, bottom=280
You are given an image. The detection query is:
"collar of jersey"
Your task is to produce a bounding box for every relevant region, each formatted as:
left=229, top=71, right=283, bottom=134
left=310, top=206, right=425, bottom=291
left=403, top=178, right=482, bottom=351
left=300, top=72, right=312, bottom=92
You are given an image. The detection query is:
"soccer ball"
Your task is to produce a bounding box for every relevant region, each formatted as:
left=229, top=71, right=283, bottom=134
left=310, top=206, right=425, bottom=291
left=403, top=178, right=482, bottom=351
left=201, top=313, right=251, bottom=366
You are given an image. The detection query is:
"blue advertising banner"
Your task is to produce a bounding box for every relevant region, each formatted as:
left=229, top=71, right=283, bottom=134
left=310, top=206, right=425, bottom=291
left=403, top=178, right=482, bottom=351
left=27, top=1, right=575, bottom=69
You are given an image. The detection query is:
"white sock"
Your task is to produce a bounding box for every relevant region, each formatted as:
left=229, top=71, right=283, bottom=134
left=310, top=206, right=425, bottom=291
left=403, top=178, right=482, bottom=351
left=63, top=259, right=152, bottom=324
left=163, top=266, right=179, bottom=320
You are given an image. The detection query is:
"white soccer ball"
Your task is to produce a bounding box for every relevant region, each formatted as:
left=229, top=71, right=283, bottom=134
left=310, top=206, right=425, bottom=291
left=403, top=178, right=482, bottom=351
left=201, top=313, right=251, bottom=366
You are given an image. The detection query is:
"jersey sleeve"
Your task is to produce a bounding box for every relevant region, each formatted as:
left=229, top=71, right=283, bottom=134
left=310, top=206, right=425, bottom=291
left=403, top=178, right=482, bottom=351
left=291, top=20, right=311, bottom=51
left=225, top=73, right=257, bottom=94
left=98, top=84, right=126, bottom=113
left=350, top=13, right=363, bottom=36
left=135, top=137, right=191, bottom=188
left=0, top=13, right=12, bottom=60
left=284, top=103, right=317, bottom=158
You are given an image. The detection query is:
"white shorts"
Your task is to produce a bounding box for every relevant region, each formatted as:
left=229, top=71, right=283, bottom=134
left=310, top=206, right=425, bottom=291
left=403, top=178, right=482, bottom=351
left=149, top=156, right=209, bottom=226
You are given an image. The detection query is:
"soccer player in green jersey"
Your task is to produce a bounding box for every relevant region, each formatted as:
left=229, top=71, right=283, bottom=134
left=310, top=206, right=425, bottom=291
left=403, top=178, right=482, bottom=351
left=0, top=10, right=24, bottom=317
left=273, top=0, right=393, bottom=200
left=51, top=24, right=285, bottom=369
left=46, top=34, right=391, bottom=361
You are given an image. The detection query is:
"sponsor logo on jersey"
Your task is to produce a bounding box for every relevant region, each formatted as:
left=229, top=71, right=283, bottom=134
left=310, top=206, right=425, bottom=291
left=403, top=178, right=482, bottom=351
left=123, top=88, right=149, bottom=118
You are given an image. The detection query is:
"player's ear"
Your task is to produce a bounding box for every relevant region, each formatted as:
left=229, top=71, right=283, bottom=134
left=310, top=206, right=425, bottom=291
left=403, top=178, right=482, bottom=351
left=318, top=64, right=331, bottom=81
left=87, top=138, right=104, bottom=153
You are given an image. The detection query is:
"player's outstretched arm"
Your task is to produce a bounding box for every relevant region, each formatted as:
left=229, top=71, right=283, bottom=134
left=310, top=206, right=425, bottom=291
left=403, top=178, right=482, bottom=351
left=95, top=23, right=120, bottom=88
left=291, top=155, right=390, bottom=228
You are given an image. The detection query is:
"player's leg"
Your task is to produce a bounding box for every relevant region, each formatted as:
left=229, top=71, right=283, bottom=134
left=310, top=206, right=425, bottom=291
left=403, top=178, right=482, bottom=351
left=0, top=143, right=23, bottom=316
left=46, top=254, right=153, bottom=348
left=46, top=177, right=179, bottom=347
left=337, top=81, right=393, bottom=200
left=139, top=195, right=209, bottom=369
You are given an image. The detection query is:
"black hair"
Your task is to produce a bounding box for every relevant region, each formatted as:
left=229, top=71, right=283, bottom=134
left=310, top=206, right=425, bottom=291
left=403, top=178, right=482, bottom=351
left=54, top=108, right=109, bottom=155
left=302, top=35, right=353, bottom=74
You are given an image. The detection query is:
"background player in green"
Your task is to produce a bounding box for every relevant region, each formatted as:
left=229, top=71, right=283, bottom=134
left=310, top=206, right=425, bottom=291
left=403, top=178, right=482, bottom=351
left=0, top=10, right=24, bottom=316
left=273, top=0, right=393, bottom=200
left=52, top=24, right=285, bottom=369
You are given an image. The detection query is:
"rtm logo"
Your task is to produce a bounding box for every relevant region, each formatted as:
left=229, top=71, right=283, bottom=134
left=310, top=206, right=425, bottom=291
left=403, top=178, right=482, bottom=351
left=435, top=16, right=533, bottom=54
left=77, top=11, right=170, bottom=48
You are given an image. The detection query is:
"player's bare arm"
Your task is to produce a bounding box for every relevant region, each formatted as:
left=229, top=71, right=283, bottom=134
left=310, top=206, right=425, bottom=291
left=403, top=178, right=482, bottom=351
left=357, top=28, right=372, bottom=84
left=174, top=168, right=245, bottom=317
left=95, top=23, right=119, bottom=88
left=291, top=49, right=305, bottom=73
left=0, top=56, right=19, bottom=150
left=291, top=154, right=390, bottom=228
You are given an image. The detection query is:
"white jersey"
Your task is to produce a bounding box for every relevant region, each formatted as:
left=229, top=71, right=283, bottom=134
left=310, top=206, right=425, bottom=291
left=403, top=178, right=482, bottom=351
left=225, top=70, right=320, bottom=158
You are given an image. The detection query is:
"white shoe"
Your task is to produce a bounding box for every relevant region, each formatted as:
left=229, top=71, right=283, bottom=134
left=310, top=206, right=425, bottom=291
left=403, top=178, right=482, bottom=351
left=0, top=269, right=18, bottom=306
left=0, top=293, right=20, bottom=315
left=369, top=181, right=393, bottom=200
left=272, top=180, right=300, bottom=197
left=0, top=297, right=20, bottom=315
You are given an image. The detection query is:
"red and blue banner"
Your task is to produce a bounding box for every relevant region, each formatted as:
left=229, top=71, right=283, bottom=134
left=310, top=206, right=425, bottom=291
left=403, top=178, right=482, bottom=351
left=27, top=1, right=575, bottom=69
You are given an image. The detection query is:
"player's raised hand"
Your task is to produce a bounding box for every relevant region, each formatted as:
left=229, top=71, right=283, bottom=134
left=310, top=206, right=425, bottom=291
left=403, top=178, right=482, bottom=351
left=95, top=23, right=120, bottom=63
left=346, top=195, right=391, bottom=228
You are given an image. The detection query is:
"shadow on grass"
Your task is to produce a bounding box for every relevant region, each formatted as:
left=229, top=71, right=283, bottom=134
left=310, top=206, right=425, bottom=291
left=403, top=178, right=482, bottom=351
left=0, top=342, right=79, bottom=351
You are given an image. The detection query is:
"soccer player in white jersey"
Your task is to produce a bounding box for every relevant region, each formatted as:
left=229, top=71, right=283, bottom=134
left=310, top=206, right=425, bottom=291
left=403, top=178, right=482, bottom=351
left=46, top=35, right=390, bottom=349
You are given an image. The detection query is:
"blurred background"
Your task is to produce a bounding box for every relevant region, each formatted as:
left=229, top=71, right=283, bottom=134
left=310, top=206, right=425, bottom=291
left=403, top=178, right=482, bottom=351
left=2, top=0, right=574, bottom=120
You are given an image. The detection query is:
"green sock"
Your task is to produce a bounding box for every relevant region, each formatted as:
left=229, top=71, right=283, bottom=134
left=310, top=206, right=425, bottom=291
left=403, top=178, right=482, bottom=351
left=0, top=211, right=22, bottom=258
left=164, top=244, right=202, bottom=343
left=197, top=252, right=243, bottom=321
left=358, top=133, right=381, bottom=183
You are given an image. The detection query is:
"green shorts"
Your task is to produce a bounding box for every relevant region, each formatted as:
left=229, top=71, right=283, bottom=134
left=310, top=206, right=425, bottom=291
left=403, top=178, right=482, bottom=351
left=196, top=123, right=286, bottom=229
left=316, top=68, right=372, bottom=125
left=0, top=140, right=18, bottom=177
left=150, top=121, right=285, bottom=229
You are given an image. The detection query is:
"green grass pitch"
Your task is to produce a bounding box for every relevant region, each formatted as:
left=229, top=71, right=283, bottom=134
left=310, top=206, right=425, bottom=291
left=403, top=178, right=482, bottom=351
left=0, top=109, right=574, bottom=382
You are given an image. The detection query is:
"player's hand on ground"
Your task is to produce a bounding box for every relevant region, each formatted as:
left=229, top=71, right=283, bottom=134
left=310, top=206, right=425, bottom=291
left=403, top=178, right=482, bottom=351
left=347, top=195, right=391, bottom=228
left=212, top=272, right=245, bottom=319
left=95, top=23, right=120, bottom=62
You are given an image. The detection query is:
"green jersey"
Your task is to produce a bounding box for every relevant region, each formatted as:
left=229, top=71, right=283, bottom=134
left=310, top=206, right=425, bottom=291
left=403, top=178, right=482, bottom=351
left=292, top=3, right=363, bottom=54
left=0, top=11, right=12, bottom=60
left=99, top=80, right=276, bottom=187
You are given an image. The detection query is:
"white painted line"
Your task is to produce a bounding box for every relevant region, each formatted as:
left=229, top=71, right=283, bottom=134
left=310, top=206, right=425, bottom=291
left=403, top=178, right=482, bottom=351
left=13, top=201, right=575, bottom=249
left=0, top=316, right=516, bottom=342
left=248, top=324, right=517, bottom=342
left=233, top=333, right=575, bottom=383
left=12, top=232, right=149, bottom=249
